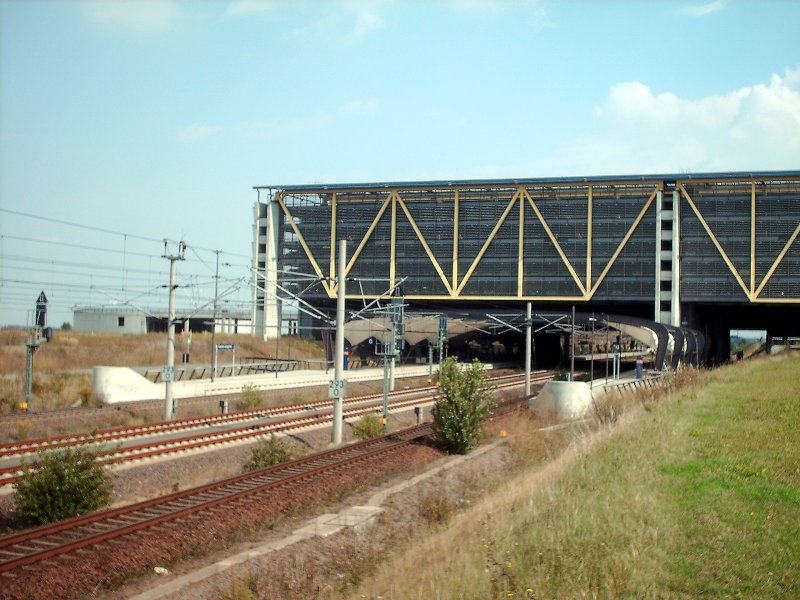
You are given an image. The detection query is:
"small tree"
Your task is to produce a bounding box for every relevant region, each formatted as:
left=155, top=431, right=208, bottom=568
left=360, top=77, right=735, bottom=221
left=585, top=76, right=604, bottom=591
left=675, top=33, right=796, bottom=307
left=13, top=445, right=114, bottom=525
left=243, top=434, right=295, bottom=472
left=432, top=357, right=494, bottom=454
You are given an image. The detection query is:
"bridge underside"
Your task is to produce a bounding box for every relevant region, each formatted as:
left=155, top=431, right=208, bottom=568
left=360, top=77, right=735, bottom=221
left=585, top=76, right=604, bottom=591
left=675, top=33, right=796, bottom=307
left=253, top=171, right=800, bottom=364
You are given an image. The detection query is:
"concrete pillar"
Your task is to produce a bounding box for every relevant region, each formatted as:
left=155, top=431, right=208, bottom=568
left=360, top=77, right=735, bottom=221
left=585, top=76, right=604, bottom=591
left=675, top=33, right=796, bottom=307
left=671, top=190, right=681, bottom=328
left=654, top=189, right=662, bottom=321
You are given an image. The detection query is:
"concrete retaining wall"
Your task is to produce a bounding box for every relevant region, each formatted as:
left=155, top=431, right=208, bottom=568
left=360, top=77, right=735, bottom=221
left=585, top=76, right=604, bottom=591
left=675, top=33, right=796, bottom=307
left=529, top=381, right=593, bottom=421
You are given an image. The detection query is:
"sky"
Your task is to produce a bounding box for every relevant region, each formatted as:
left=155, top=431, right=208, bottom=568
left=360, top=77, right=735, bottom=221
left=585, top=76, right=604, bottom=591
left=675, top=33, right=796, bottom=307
left=1, top=0, right=799, bottom=329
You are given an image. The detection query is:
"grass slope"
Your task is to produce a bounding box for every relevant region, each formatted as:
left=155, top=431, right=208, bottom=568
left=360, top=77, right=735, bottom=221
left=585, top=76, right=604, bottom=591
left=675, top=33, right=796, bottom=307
left=350, top=355, right=800, bottom=599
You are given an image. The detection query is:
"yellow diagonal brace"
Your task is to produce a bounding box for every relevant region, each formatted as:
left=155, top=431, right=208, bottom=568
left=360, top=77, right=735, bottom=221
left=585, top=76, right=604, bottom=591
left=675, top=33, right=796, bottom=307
left=679, top=184, right=754, bottom=301
left=524, top=190, right=587, bottom=297
left=754, top=221, right=800, bottom=298
left=276, top=194, right=332, bottom=297
left=397, top=197, right=454, bottom=295
left=455, top=191, right=520, bottom=295
left=589, top=188, right=658, bottom=297
left=344, top=193, right=392, bottom=277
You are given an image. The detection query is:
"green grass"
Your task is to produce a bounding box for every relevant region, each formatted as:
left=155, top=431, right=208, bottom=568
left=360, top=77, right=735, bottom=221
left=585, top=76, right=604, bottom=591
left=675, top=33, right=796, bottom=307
left=658, top=357, right=800, bottom=597
left=348, top=354, right=800, bottom=599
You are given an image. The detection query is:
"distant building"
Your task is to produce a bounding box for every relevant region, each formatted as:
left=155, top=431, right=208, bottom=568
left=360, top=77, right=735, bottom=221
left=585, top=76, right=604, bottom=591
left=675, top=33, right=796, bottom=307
left=73, top=307, right=148, bottom=334
left=72, top=306, right=252, bottom=335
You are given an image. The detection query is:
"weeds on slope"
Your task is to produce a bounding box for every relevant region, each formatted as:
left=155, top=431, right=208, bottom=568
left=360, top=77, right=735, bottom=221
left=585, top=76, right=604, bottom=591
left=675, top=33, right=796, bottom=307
left=347, top=355, right=799, bottom=599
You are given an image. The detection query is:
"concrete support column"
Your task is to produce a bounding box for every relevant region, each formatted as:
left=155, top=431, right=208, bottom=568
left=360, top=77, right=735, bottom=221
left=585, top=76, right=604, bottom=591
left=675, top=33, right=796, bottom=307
left=654, top=190, right=663, bottom=321
left=671, top=189, right=681, bottom=328
left=252, top=198, right=281, bottom=341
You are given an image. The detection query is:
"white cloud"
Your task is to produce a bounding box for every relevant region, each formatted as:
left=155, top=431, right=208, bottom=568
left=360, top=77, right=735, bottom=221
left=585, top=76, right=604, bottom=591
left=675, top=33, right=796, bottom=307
left=225, top=0, right=280, bottom=17
left=531, top=66, right=800, bottom=176
left=177, top=125, right=222, bottom=144
left=84, top=0, right=181, bottom=34
left=339, top=98, right=379, bottom=114
left=287, top=2, right=385, bottom=45
left=347, top=8, right=384, bottom=43
left=679, top=0, right=728, bottom=18
left=444, top=0, right=541, bottom=11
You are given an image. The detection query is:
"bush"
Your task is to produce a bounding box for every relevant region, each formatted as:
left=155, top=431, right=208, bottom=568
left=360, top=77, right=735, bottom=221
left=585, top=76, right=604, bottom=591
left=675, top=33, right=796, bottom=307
left=13, top=445, right=114, bottom=525
left=243, top=434, right=295, bottom=472
left=432, top=358, right=495, bottom=454
left=352, top=413, right=385, bottom=440
left=236, top=384, right=262, bottom=411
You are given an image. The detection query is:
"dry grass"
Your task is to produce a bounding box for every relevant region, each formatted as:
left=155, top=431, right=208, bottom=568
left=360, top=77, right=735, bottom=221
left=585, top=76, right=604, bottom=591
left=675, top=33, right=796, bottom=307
left=0, top=329, right=325, bottom=413
left=345, top=355, right=799, bottom=599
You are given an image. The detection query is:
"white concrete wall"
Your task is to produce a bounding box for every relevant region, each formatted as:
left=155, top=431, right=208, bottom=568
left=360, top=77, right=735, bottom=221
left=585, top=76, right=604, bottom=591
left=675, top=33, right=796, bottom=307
left=74, top=309, right=147, bottom=334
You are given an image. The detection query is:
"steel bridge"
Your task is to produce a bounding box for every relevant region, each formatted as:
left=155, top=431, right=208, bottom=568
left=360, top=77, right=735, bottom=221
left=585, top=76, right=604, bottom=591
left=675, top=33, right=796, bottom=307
left=252, top=171, right=800, bottom=361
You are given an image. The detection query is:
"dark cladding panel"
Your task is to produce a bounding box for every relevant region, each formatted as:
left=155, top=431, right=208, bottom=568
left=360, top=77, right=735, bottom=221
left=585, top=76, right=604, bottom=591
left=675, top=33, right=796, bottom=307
left=590, top=188, right=656, bottom=301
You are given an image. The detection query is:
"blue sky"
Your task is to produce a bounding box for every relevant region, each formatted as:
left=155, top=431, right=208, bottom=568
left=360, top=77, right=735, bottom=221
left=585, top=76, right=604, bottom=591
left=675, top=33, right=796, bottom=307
left=1, top=0, right=799, bottom=328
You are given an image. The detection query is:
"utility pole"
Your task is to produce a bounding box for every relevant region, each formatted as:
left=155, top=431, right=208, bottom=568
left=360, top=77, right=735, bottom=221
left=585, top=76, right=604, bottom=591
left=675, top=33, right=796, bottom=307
left=570, top=305, right=576, bottom=382
left=524, top=302, right=532, bottom=397
left=438, top=315, right=447, bottom=370
left=211, top=250, right=220, bottom=382
left=605, top=314, right=610, bottom=384
left=590, top=313, right=595, bottom=388
left=163, top=240, right=186, bottom=422
left=331, top=240, right=346, bottom=445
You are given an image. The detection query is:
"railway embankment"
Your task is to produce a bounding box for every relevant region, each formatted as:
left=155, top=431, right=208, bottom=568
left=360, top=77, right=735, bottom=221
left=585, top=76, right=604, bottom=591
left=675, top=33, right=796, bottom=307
left=346, top=353, right=800, bottom=599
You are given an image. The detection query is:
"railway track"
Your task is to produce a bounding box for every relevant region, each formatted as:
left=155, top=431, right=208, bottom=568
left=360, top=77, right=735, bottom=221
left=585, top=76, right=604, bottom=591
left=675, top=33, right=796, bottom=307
left=0, top=424, right=431, bottom=575
left=0, top=366, right=516, bottom=426
left=0, top=398, right=527, bottom=580
left=0, top=372, right=550, bottom=487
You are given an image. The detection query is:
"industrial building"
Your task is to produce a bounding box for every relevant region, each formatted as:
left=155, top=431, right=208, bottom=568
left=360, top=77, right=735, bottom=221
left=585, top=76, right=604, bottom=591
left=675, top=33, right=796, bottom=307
left=251, top=171, right=800, bottom=362
left=73, top=306, right=252, bottom=335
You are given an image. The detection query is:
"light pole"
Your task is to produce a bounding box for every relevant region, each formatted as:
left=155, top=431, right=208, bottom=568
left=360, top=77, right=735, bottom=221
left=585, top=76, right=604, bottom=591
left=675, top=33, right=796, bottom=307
left=331, top=239, right=346, bottom=445
left=589, top=314, right=595, bottom=388
left=211, top=250, right=220, bottom=382
left=524, top=302, right=532, bottom=397
left=570, top=305, right=575, bottom=382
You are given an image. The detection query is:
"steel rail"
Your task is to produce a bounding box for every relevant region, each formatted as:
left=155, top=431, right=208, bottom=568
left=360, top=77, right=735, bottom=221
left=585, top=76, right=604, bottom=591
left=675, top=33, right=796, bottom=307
left=0, top=424, right=432, bottom=573
left=0, top=374, right=546, bottom=487
left=0, top=367, right=516, bottom=425
left=0, top=399, right=527, bottom=575
left=0, top=372, right=526, bottom=456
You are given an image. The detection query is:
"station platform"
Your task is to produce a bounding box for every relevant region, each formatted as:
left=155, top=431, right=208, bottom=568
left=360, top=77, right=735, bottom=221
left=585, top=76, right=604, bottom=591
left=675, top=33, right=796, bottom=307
left=94, top=362, right=503, bottom=404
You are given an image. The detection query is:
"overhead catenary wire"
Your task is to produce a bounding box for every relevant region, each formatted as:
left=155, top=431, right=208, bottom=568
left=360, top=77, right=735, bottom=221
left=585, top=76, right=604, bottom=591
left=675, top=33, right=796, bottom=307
left=0, top=208, right=252, bottom=260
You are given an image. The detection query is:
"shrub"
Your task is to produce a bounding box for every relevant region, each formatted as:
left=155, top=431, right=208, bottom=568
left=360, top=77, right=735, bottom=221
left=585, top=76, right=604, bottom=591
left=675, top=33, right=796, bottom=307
left=242, top=434, right=294, bottom=472
left=236, top=384, right=262, bottom=411
left=352, top=413, right=385, bottom=440
left=14, top=419, right=32, bottom=440
left=418, top=490, right=457, bottom=526
left=13, top=445, right=114, bottom=525
left=432, top=358, right=495, bottom=454
left=79, top=385, right=93, bottom=406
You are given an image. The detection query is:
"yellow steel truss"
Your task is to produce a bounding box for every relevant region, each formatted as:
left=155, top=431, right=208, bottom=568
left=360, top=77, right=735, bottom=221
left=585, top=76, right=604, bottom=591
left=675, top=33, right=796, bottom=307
left=678, top=182, right=800, bottom=303
left=277, top=183, right=666, bottom=302
left=275, top=177, right=798, bottom=303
